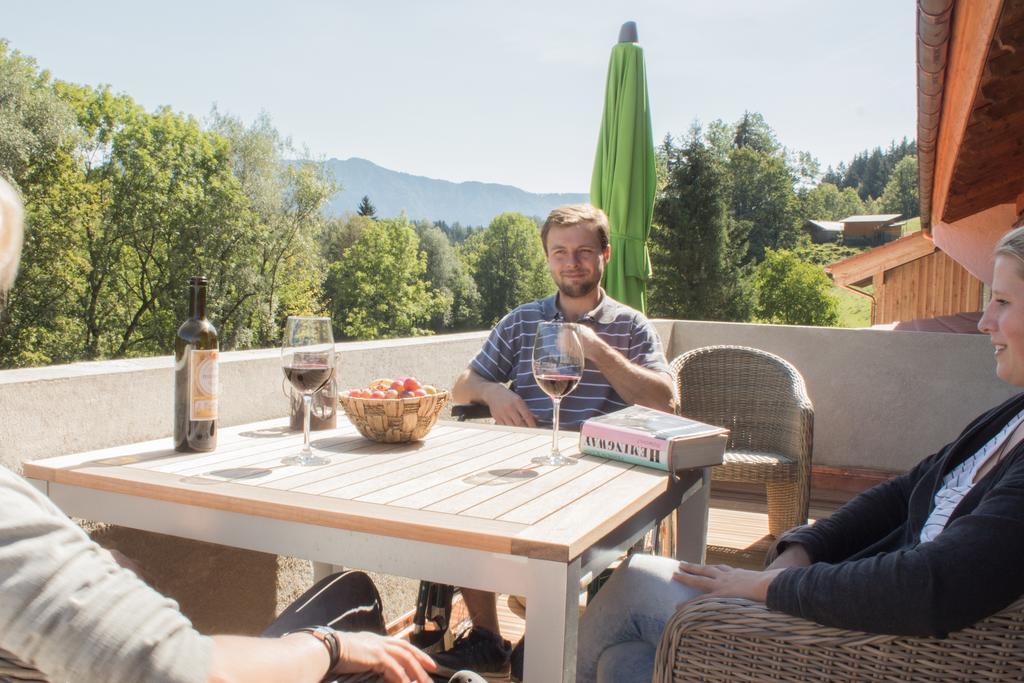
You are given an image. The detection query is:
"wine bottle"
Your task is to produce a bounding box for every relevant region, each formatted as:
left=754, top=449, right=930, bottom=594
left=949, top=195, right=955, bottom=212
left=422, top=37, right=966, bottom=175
left=174, top=275, right=218, bottom=452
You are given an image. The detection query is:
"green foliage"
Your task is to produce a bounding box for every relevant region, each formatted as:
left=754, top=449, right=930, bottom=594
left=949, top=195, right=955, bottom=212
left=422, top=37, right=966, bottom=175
left=324, top=218, right=447, bottom=339
left=732, top=111, right=781, bottom=155
left=465, top=212, right=551, bottom=326
left=321, top=213, right=373, bottom=262
left=822, top=138, right=916, bottom=201
left=207, top=109, right=336, bottom=347
left=797, top=182, right=865, bottom=221
left=356, top=194, right=376, bottom=217
left=0, top=43, right=336, bottom=367
left=649, top=132, right=750, bottom=321
left=729, top=144, right=798, bottom=262
left=415, top=221, right=480, bottom=330
left=832, top=284, right=872, bottom=328
left=752, top=249, right=839, bottom=326
left=0, top=40, right=78, bottom=189
left=789, top=238, right=865, bottom=266
left=880, top=155, right=918, bottom=219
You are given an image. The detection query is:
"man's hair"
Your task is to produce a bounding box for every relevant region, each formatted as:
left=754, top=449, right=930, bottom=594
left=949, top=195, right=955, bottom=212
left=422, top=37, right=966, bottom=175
left=540, top=204, right=610, bottom=252
left=0, top=177, right=24, bottom=293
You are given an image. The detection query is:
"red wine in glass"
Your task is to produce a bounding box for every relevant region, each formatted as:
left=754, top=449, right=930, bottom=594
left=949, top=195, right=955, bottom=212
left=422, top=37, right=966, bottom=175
left=284, top=362, right=334, bottom=393
left=535, top=373, right=581, bottom=399
left=532, top=321, right=584, bottom=466
left=281, top=317, right=336, bottom=466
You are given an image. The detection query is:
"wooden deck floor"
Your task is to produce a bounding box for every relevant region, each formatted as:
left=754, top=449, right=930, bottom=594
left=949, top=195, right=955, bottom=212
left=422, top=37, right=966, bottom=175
left=413, top=485, right=846, bottom=677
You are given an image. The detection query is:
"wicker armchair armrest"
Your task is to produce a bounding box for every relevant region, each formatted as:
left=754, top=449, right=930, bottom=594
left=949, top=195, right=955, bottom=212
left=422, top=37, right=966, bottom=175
left=653, top=595, right=1024, bottom=682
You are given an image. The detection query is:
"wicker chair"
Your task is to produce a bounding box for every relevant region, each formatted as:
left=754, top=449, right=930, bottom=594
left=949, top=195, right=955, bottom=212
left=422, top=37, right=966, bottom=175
left=671, top=345, right=814, bottom=538
left=653, top=595, right=1024, bottom=682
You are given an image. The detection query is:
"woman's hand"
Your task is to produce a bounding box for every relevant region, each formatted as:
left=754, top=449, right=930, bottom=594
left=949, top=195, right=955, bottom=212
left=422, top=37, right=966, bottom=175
left=333, top=631, right=436, bottom=683
left=673, top=561, right=785, bottom=603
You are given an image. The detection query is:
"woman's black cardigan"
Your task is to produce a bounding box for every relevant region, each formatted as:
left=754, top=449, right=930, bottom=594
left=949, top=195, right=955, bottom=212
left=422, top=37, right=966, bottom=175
left=767, top=392, right=1024, bottom=636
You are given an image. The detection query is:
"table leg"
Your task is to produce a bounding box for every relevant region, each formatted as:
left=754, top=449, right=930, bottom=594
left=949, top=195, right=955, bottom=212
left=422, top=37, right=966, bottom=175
left=313, top=562, right=340, bottom=582
left=523, top=557, right=581, bottom=683
left=675, top=467, right=710, bottom=564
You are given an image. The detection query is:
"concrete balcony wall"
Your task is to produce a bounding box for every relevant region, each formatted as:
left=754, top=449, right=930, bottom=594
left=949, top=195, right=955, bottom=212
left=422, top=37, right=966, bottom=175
left=0, top=331, right=489, bottom=470
left=1, top=322, right=1009, bottom=474
left=664, top=320, right=1015, bottom=473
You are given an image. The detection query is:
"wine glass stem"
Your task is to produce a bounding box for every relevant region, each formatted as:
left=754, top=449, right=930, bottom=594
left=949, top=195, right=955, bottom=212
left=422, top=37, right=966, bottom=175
left=550, top=397, right=562, bottom=456
left=302, top=392, right=313, bottom=455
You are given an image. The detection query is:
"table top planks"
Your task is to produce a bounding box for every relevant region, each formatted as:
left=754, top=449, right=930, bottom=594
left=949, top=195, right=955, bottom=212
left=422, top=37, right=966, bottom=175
left=23, top=416, right=674, bottom=561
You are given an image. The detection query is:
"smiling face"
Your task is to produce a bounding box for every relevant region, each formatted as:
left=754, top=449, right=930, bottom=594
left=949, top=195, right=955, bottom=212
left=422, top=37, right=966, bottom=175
left=979, top=254, right=1024, bottom=387
left=545, top=222, right=610, bottom=299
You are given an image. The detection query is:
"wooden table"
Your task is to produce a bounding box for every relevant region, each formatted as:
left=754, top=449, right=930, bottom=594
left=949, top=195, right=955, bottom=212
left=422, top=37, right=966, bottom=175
left=23, top=416, right=713, bottom=682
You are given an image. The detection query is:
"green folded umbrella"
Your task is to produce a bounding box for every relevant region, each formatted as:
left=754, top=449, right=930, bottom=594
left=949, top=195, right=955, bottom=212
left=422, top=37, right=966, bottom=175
left=590, top=22, right=656, bottom=314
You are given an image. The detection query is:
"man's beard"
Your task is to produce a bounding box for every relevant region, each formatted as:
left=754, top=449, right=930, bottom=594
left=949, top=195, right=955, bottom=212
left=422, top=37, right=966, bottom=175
left=556, top=276, right=600, bottom=299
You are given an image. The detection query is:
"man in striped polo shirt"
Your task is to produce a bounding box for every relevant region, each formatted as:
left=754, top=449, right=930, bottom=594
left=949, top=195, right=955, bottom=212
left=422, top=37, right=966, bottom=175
left=434, top=204, right=674, bottom=679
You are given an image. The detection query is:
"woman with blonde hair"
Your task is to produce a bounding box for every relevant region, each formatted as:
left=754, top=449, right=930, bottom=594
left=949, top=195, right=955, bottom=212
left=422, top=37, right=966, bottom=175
left=576, top=222, right=1024, bottom=682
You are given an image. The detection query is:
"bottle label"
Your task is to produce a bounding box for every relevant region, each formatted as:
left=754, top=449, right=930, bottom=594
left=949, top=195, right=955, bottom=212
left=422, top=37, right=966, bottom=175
left=189, top=349, right=219, bottom=421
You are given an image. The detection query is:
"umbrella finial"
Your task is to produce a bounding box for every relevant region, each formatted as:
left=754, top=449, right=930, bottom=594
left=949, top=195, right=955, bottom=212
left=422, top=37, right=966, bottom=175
left=618, top=21, right=638, bottom=43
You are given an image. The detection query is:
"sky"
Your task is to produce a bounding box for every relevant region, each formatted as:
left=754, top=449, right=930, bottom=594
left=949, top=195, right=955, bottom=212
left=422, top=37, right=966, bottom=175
left=2, top=1, right=917, bottom=194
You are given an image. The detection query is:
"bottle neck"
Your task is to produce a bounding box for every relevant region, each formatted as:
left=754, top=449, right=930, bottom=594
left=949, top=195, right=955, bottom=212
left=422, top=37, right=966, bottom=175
left=190, top=283, right=208, bottom=320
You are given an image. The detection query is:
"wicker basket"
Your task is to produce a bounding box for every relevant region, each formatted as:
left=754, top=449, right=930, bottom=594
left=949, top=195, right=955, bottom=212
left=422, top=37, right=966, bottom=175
left=338, top=391, right=450, bottom=443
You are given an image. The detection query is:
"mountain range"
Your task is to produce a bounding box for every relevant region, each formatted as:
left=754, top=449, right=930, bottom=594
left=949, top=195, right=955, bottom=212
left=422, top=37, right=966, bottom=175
left=321, top=157, right=589, bottom=226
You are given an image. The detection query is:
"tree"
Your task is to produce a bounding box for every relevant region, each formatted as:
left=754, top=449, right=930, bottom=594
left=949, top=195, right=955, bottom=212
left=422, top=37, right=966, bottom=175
left=880, top=155, right=919, bottom=219
left=752, top=249, right=839, bottom=326
left=729, top=144, right=798, bottom=262
left=324, top=218, right=447, bottom=339
left=321, top=213, right=373, bottom=262
left=648, top=132, right=750, bottom=322
left=733, top=111, right=781, bottom=155
left=468, top=212, right=551, bottom=326
left=414, top=221, right=480, bottom=330
left=826, top=138, right=917, bottom=200
left=797, top=182, right=865, bottom=221
left=356, top=194, right=376, bottom=218
left=207, top=109, right=336, bottom=348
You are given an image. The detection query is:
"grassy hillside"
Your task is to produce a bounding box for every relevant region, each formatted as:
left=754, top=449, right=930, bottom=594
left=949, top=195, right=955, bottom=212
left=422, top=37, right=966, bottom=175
left=833, top=284, right=872, bottom=327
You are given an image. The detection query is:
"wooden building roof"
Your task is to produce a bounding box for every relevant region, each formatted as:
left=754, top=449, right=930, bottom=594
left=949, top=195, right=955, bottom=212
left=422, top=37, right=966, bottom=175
left=839, top=214, right=903, bottom=224
left=803, top=219, right=843, bottom=232
left=826, top=231, right=937, bottom=287
left=918, top=0, right=1024, bottom=232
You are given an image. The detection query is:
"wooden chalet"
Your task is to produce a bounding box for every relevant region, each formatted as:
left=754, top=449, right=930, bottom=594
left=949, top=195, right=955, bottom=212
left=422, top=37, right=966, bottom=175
left=839, top=214, right=904, bottom=245
left=826, top=230, right=983, bottom=326
left=802, top=219, right=844, bottom=244
left=919, top=0, right=1024, bottom=282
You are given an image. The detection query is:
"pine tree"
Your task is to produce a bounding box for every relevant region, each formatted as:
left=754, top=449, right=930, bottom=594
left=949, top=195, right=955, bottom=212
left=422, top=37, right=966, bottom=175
left=356, top=194, right=376, bottom=218
left=648, top=133, right=750, bottom=322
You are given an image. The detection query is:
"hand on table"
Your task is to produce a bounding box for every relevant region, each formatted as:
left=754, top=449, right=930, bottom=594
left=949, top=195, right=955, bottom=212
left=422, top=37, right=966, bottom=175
left=673, top=561, right=785, bottom=604
left=333, top=631, right=436, bottom=683
left=483, top=384, right=537, bottom=427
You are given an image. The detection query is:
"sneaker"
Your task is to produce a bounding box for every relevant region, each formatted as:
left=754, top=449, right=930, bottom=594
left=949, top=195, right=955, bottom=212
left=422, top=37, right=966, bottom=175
left=510, top=636, right=524, bottom=682
left=432, top=626, right=511, bottom=678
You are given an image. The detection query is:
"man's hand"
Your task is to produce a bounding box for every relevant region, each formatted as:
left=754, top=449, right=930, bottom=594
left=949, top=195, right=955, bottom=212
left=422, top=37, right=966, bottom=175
left=568, top=322, right=674, bottom=412
left=672, top=561, right=784, bottom=603
left=569, top=322, right=604, bottom=361
left=333, top=631, right=436, bottom=683
left=483, top=383, right=538, bottom=427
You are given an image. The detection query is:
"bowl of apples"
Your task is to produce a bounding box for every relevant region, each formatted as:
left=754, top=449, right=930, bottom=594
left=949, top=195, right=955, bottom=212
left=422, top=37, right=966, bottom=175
left=338, top=376, right=450, bottom=443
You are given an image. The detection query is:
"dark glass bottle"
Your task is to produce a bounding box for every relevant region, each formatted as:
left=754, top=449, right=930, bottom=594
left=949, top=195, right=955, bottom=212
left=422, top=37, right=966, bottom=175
left=174, top=276, right=218, bottom=452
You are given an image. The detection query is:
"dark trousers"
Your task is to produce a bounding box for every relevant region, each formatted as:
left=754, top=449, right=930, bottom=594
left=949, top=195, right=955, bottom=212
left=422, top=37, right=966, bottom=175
left=262, top=570, right=387, bottom=683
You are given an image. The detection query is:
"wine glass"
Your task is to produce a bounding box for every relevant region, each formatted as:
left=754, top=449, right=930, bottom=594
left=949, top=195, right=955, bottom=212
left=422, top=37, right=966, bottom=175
left=532, top=321, right=584, bottom=466
left=281, top=316, right=336, bottom=466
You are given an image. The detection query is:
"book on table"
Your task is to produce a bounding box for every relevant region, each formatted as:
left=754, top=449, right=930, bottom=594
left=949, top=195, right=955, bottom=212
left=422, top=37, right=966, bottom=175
left=579, top=405, right=728, bottom=472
